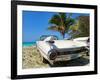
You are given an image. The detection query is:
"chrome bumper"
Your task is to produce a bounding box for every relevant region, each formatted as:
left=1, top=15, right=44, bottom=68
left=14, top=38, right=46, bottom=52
left=54, top=53, right=84, bottom=62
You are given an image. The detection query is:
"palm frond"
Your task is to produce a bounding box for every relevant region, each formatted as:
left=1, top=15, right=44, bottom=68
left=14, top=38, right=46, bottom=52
left=47, top=26, right=59, bottom=31
left=65, top=18, right=75, bottom=32
left=48, top=13, right=76, bottom=39
left=58, top=13, right=67, bottom=26
left=49, top=14, right=61, bottom=26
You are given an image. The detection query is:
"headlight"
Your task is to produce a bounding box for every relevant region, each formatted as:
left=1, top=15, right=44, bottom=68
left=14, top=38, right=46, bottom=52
left=48, top=50, right=57, bottom=60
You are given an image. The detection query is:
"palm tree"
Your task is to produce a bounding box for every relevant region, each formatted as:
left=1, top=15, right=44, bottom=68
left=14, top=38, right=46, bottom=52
left=48, top=13, right=75, bottom=39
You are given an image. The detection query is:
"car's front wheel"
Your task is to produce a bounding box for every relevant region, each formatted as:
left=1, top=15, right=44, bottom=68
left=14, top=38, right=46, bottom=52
left=42, top=57, right=48, bottom=64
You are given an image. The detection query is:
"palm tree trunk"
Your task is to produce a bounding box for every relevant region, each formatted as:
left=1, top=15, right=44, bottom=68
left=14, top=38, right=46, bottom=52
left=62, top=34, right=65, bottom=39
left=62, top=31, right=65, bottom=39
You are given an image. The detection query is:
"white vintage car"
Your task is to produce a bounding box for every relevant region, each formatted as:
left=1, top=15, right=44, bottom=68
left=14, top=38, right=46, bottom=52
left=36, top=35, right=89, bottom=65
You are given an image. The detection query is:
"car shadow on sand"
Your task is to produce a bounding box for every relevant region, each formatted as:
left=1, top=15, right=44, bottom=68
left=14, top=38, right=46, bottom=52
left=49, top=57, right=89, bottom=67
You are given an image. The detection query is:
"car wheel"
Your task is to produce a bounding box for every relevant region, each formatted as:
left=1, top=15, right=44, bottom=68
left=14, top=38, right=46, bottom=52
left=86, top=52, right=89, bottom=56
left=42, top=57, right=48, bottom=64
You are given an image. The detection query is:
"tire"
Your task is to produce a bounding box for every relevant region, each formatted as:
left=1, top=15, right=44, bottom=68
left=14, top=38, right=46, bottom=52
left=86, top=52, right=89, bottom=56
left=42, top=57, right=48, bottom=64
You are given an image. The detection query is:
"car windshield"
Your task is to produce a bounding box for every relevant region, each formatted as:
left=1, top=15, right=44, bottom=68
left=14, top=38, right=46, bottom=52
left=40, top=35, right=58, bottom=41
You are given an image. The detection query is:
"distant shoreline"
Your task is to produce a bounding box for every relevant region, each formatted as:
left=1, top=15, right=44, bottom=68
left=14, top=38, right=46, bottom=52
left=23, top=45, right=36, bottom=48
left=23, top=42, right=36, bottom=47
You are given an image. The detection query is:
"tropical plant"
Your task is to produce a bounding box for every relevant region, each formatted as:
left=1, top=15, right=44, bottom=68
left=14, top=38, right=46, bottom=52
left=68, top=21, right=80, bottom=39
left=69, top=15, right=90, bottom=39
left=48, top=13, right=75, bottom=39
left=78, top=16, right=90, bottom=37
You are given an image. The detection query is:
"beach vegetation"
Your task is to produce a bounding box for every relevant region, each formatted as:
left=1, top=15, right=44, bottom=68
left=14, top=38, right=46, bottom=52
left=48, top=13, right=89, bottom=39
left=48, top=13, right=75, bottom=39
left=69, top=16, right=90, bottom=39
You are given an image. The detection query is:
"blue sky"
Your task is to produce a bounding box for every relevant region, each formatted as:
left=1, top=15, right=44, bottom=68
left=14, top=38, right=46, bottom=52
left=22, top=11, right=89, bottom=42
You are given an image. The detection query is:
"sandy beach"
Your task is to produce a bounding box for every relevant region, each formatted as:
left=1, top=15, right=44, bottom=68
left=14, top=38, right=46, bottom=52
left=22, top=46, right=49, bottom=69
left=22, top=46, right=89, bottom=69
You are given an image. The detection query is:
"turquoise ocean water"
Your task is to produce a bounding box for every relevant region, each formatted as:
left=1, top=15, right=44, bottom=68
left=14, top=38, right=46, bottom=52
left=23, top=42, right=36, bottom=47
